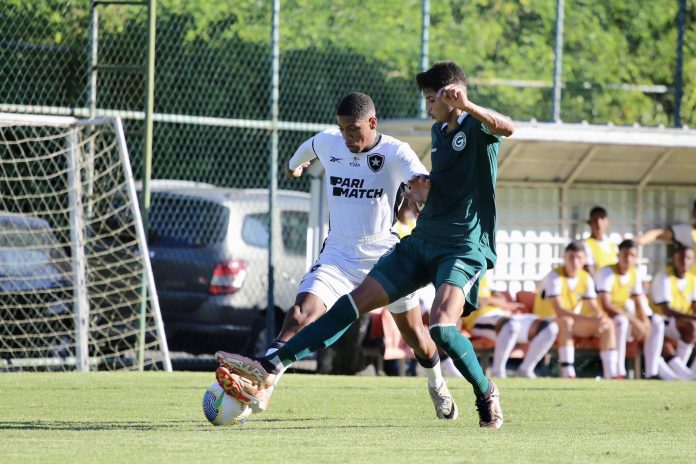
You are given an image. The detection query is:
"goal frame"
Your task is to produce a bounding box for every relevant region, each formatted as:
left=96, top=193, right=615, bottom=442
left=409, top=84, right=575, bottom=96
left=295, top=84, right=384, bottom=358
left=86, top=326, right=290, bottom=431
left=0, top=112, right=171, bottom=371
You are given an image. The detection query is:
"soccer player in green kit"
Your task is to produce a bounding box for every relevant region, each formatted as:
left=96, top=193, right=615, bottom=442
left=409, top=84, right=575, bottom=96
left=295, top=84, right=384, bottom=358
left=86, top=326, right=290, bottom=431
left=217, top=61, right=515, bottom=428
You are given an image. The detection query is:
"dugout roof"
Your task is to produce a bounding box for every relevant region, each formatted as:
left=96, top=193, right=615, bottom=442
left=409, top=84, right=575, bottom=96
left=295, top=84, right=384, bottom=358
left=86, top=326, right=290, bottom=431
left=378, top=119, right=696, bottom=189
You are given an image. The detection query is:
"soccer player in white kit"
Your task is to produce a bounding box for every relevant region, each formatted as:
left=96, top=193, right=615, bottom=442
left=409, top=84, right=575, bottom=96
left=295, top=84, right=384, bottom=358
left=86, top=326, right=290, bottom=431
left=216, top=92, right=458, bottom=420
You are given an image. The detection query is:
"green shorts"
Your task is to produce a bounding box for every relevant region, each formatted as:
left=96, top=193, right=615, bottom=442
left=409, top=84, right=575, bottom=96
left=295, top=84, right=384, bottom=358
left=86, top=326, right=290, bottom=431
left=368, top=235, right=487, bottom=316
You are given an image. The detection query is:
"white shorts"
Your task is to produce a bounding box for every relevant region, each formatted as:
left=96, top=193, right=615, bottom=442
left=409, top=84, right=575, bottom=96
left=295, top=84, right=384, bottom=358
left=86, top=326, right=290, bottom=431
left=471, top=313, right=539, bottom=343
left=297, top=232, right=418, bottom=314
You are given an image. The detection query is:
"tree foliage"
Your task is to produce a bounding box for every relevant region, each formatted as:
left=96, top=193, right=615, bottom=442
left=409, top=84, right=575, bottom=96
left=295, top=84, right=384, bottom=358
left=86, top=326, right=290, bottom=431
left=1, top=0, right=692, bottom=125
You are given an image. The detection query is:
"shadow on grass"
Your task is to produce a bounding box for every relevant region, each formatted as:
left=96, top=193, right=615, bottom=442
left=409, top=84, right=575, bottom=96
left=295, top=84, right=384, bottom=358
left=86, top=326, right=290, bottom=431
left=0, top=420, right=192, bottom=431
left=0, top=418, right=410, bottom=432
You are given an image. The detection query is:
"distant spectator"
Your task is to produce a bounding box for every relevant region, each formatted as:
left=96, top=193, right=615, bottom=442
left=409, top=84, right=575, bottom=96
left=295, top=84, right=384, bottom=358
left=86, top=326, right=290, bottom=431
left=649, top=242, right=696, bottom=380
left=595, top=239, right=676, bottom=379
left=465, top=273, right=558, bottom=378
left=636, top=200, right=696, bottom=275
left=583, top=206, right=618, bottom=276
left=533, top=241, right=619, bottom=379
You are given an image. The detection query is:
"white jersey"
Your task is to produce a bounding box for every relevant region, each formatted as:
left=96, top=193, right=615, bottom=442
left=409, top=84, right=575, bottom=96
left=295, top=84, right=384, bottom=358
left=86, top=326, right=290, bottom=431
left=289, top=128, right=426, bottom=313
left=289, top=128, right=428, bottom=244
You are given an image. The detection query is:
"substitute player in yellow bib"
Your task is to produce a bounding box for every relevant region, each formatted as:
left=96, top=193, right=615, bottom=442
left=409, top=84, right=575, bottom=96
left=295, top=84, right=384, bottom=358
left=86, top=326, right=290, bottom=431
left=650, top=243, right=696, bottom=380
left=466, top=274, right=558, bottom=378
left=595, top=239, right=674, bottom=379
left=583, top=206, right=618, bottom=275
left=533, top=241, right=618, bottom=378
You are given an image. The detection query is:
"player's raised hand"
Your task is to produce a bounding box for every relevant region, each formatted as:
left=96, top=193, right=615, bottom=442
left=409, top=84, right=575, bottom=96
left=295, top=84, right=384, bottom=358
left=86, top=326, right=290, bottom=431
left=286, top=161, right=311, bottom=178
left=437, top=84, right=468, bottom=108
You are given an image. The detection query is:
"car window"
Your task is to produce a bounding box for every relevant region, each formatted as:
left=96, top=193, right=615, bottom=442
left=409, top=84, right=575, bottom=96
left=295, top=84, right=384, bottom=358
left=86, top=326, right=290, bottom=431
left=242, top=210, right=308, bottom=256
left=242, top=214, right=270, bottom=248
left=281, top=210, right=308, bottom=256
left=0, top=222, right=67, bottom=278
left=149, top=194, right=229, bottom=247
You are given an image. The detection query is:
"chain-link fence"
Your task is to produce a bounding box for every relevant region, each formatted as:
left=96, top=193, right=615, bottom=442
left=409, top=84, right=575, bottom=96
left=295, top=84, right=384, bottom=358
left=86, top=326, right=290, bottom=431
left=1, top=0, right=694, bottom=360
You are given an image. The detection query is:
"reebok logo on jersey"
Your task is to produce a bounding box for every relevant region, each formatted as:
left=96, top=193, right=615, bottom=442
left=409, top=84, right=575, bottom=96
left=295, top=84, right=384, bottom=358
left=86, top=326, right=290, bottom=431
left=368, top=153, right=384, bottom=172
left=330, top=156, right=341, bottom=163
left=452, top=132, right=466, bottom=151
left=330, top=176, right=383, bottom=199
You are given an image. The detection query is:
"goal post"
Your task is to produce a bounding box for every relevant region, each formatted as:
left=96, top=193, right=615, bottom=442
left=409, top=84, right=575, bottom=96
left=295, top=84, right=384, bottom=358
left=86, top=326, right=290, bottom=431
left=0, top=112, right=171, bottom=372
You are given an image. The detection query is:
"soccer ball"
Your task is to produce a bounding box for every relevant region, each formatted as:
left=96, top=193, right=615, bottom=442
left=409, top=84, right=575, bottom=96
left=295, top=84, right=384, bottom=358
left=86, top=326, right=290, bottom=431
left=202, top=382, right=252, bottom=426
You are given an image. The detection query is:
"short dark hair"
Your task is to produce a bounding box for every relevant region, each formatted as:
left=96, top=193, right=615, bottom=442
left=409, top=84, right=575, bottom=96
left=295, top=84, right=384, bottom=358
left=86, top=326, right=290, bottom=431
left=618, top=239, right=636, bottom=251
left=589, top=206, right=608, bottom=219
left=671, top=241, right=689, bottom=255
left=565, top=241, right=586, bottom=254
left=416, top=60, right=468, bottom=92
left=692, top=199, right=696, bottom=212
left=336, top=92, right=376, bottom=119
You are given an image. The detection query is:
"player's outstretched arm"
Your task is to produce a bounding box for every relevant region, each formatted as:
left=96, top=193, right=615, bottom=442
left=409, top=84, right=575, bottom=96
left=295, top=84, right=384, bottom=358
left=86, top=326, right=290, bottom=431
left=634, top=228, right=672, bottom=245
left=438, top=84, right=515, bottom=137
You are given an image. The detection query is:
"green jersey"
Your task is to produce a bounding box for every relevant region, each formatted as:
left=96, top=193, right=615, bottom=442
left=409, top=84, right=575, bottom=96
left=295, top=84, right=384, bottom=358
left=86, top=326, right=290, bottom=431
left=411, top=113, right=500, bottom=268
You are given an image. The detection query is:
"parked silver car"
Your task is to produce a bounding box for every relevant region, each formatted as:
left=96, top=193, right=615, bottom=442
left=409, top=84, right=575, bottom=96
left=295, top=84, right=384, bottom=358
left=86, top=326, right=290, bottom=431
left=144, top=181, right=310, bottom=355
left=0, top=213, right=73, bottom=361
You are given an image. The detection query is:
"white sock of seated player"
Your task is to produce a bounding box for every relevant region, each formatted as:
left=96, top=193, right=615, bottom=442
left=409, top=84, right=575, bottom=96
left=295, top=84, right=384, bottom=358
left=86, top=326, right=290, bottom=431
left=657, top=358, right=679, bottom=380
left=667, top=357, right=696, bottom=380
left=492, top=318, right=521, bottom=377
left=613, top=315, right=629, bottom=377
left=518, top=321, right=558, bottom=375
left=558, top=346, right=576, bottom=378
left=600, top=349, right=618, bottom=379
left=676, top=340, right=693, bottom=364
left=644, top=315, right=665, bottom=377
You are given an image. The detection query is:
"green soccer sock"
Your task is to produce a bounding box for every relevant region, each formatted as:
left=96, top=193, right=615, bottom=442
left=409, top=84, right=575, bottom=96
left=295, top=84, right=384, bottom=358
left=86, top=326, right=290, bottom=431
left=269, top=294, right=359, bottom=368
left=429, top=324, right=489, bottom=397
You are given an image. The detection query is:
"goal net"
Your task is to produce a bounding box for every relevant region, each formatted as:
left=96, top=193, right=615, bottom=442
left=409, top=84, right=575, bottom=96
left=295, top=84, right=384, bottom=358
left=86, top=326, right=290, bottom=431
left=0, top=113, right=171, bottom=371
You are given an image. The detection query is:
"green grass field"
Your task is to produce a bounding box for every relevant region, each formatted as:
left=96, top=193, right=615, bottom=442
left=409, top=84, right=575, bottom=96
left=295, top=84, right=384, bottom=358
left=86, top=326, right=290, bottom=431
left=0, top=372, right=693, bottom=463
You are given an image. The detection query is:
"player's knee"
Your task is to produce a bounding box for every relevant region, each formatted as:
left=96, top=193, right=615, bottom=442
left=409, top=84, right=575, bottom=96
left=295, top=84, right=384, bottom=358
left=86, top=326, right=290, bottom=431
left=557, top=316, right=573, bottom=332
left=428, top=325, right=449, bottom=349
left=650, top=314, right=664, bottom=327
left=499, top=317, right=521, bottom=336
left=682, top=321, right=696, bottom=343
left=599, top=316, right=614, bottom=333
left=613, top=314, right=629, bottom=331
left=544, top=320, right=560, bottom=337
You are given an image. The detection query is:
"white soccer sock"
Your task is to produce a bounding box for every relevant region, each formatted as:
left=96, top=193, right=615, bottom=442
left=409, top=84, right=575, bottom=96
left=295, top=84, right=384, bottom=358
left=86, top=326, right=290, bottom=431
left=600, top=349, right=618, bottom=379
left=613, top=315, right=629, bottom=377
left=518, top=321, right=558, bottom=375
left=558, top=345, right=576, bottom=378
left=644, top=315, right=665, bottom=378
left=423, top=360, right=445, bottom=388
left=676, top=340, right=693, bottom=364
left=657, top=358, right=679, bottom=380
left=440, top=355, right=464, bottom=378
left=265, top=347, right=289, bottom=386
left=668, top=357, right=696, bottom=380
left=492, top=318, right=521, bottom=378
